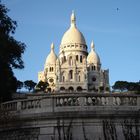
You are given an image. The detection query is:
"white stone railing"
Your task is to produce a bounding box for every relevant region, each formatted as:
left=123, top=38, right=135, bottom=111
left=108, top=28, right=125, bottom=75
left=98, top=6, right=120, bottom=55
left=56, top=96, right=80, bottom=106
left=1, top=93, right=140, bottom=112
left=21, top=99, right=41, bottom=110
left=55, top=94, right=138, bottom=106
left=1, top=101, right=17, bottom=111
left=1, top=98, right=41, bottom=111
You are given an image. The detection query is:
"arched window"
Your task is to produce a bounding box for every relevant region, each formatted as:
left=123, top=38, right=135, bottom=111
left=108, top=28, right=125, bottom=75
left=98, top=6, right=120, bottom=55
left=78, top=75, right=80, bottom=82
left=60, top=87, right=65, bottom=91
left=69, top=86, right=74, bottom=91
left=49, top=67, right=53, bottom=72
left=91, top=66, right=94, bottom=71
left=94, top=66, right=96, bottom=70
left=62, top=76, right=65, bottom=82
left=69, top=70, right=73, bottom=79
left=77, top=86, right=82, bottom=91
left=64, top=56, right=66, bottom=62
left=69, top=56, right=73, bottom=66
left=76, top=55, right=78, bottom=61
left=80, top=55, right=82, bottom=63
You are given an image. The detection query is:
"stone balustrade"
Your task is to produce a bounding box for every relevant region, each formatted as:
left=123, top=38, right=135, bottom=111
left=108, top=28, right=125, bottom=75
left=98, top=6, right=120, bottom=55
left=21, top=99, right=41, bottom=110
left=1, top=93, right=140, bottom=113
left=55, top=94, right=138, bottom=106
left=1, top=93, right=140, bottom=140
left=1, top=101, right=17, bottom=111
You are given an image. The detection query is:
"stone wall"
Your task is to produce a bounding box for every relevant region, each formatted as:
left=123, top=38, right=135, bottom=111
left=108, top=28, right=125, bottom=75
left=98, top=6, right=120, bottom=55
left=0, top=93, right=140, bottom=140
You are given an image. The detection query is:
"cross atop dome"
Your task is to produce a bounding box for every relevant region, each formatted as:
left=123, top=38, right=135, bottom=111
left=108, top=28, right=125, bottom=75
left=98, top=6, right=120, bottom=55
left=51, top=42, right=54, bottom=50
left=71, top=10, right=76, bottom=27
left=91, top=40, right=95, bottom=51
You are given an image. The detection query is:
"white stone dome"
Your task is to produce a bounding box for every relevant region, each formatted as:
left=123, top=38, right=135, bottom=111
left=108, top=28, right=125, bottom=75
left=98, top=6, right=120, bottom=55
left=45, top=43, right=57, bottom=67
left=87, top=41, right=100, bottom=65
left=61, top=27, right=86, bottom=45
left=61, top=11, right=86, bottom=45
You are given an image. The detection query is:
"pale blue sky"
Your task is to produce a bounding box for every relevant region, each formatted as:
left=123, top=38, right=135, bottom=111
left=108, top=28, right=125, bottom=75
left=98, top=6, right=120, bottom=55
left=2, top=0, right=140, bottom=86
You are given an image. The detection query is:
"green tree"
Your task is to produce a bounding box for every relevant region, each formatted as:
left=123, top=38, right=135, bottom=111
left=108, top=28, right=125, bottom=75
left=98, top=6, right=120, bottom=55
left=24, top=80, right=37, bottom=92
left=112, top=81, right=128, bottom=92
left=127, top=82, right=139, bottom=91
left=112, top=81, right=140, bottom=92
left=0, top=2, right=25, bottom=102
left=35, top=81, right=49, bottom=92
left=16, top=80, right=23, bottom=91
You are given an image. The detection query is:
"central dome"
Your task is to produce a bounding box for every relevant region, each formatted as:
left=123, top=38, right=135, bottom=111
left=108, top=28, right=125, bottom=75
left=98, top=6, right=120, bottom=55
left=61, top=11, right=86, bottom=45
left=61, top=27, right=86, bottom=45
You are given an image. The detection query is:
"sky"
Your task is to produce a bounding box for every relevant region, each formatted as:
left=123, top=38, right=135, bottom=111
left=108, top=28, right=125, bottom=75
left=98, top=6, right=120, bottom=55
left=2, top=0, right=140, bottom=86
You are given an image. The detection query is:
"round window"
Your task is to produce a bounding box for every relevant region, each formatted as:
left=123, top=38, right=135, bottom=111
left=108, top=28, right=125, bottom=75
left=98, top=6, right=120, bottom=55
left=92, top=77, right=96, bottom=82
left=49, top=78, right=54, bottom=83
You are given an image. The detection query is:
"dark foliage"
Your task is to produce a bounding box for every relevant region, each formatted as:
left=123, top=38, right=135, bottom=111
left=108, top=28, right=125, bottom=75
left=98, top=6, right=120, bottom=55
left=35, top=81, right=49, bottom=92
left=16, top=80, right=23, bottom=91
left=24, top=80, right=37, bottom=92
left=0, top=2, right=25, bottom=102
left=112, top=81, right=140, bottom=92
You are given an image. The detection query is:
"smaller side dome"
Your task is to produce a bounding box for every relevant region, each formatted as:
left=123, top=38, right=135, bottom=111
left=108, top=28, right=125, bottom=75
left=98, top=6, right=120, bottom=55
left=87, top=41, right=100, bottom=65
left=45, top=43, right=57, bottom=68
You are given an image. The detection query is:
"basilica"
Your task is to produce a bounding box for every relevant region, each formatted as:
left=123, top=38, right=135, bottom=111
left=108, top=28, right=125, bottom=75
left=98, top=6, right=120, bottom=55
left=38, top=12, right=109, bottom=92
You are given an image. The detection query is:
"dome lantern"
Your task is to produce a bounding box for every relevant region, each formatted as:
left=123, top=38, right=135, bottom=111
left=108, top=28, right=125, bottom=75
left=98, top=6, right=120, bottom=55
left=71, top=10, right=76, bottom=27
left=51, top=42, right=54, bottom=50
left=91, top=40, right=95, bottom=51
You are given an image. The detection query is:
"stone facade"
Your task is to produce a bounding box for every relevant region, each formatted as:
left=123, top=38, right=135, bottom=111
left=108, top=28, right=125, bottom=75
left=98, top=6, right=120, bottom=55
left=38, top=12, right=109, bottom=92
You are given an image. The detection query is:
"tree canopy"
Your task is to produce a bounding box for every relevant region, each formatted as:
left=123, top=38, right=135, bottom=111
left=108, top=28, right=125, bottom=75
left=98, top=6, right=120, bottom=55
left=0, top=2, right=26, bottom=102
left=16, top=80, right=23, bottom=91
left=112, top=81, right=140, bottom=93
left=35, top=81, right=49, bottom=92
left=24, top=80, right=37, bottom=92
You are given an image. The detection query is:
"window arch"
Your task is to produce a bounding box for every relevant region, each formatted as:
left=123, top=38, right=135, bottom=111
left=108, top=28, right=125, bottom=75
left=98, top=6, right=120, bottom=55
left=63, top=56, right=66, bottom=62
left=62, top=76, right=65, bottom=82
left=69, top=70, right=73, bottom=79
left=60, top=87, right=65, bottom=91
left=76, top=55, right=78, bottom=61
left=77, top=86, right=82, bottom=91
left=69, top=56, right=73, bottom=66
left=49, top=67, right=54, bottom=72
left=69, top=86, right=74, bottom=91
left=80, top=55, right=82, bottom=63
left=78, top=75, right=80, bottom=82
left=62, top=71, right=65, bottom=82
